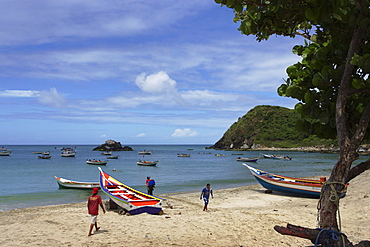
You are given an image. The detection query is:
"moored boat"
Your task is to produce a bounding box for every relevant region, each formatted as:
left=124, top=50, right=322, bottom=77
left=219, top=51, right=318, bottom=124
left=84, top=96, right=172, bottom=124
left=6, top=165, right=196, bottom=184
left=86, top=159, right=108, bottom=165
left=38, top=155, right=52, bottom=159
left=138, top=150, right=152, bottom=155
left=243, top=164, right=347, bottom=198
left=137, top=160, right=158, bottom=166
left=98, top=167, right=164, bottom=215
left=101, top=151, right=112, bottom=155
left=236, top=157, right=259, bottom=162
left=61, top=147, right=76, bottom=157
left=215, top=153, right=226, bottom=157
left=0, top=146, right=11, bottom=156
left=177, top=153, right=191, bottom=157
left=54, top=176, right=100, bottom=189
left=261, top=153, right=291, bottom=160
left=106, top=155, right=119, bottom=159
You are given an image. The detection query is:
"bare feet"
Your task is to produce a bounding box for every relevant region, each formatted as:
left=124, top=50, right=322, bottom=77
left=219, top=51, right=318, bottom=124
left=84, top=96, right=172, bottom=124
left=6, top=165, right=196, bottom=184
left=96, top=227, right=100, bottom=231
left=88, top=233, right=94, bottom=236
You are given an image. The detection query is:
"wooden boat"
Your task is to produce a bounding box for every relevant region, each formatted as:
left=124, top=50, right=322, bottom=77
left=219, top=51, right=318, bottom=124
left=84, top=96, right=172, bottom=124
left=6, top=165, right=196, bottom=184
left=106, top=155, right=119, bottom=159
left=86, top=159, right=108, bottom=165
left=101, top=151, right=112, bottom=155
left=138, top=150, right=152, bottom=155
left=177, top=153, right=191, bottom=157
left=261, top=153, right=291, bottom=160
left=38, top=155, right=51, bottom=159
left=98, top=167, right=164, bottom=215
left=243, top=164, right=347, bottom=198
left=137, top=160, right=158, bottom=166
left=0, top=146, right=11, bottom=156
left=236, top=157, right=259, bottom=162
left=61, top=147, right=76, bottom=157
left=54, top=176, right=100, bottom=189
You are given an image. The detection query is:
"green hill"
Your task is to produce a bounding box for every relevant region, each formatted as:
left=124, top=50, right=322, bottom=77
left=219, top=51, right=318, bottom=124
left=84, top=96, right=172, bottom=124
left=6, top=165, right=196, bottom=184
left=210, top=105, right=335, bottom=150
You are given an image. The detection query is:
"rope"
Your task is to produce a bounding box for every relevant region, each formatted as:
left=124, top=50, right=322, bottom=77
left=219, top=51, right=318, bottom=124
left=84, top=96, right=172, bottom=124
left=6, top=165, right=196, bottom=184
left=316, top=181, right=348, bottom=246
left=313, top=228, right=348, bottom=247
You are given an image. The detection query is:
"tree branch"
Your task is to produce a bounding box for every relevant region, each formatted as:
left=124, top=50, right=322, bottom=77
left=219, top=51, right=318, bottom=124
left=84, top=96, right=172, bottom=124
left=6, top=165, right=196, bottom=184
left=346, top=158, right=370, bottom=183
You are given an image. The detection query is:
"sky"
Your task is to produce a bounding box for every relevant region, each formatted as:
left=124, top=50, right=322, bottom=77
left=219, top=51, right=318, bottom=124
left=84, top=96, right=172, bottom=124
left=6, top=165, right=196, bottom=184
left=0, top=0, right=304, bottom=145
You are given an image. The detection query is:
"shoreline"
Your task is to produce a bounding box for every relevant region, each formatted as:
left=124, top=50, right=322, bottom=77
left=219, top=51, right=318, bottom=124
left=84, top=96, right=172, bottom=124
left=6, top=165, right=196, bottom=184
left=1, top=170, right=369, bottom=247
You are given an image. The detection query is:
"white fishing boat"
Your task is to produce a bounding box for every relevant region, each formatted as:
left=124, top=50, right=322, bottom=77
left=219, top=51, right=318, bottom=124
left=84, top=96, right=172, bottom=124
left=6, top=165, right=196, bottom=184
left=86, top=159, right=108, bottom=165
left=61, top=147, right=76, bottom=157
left=137, top=160, right=158, bottom=166
left=0, top=146, right=11, bottom=156
left=54, top=176, right=100, bottom=189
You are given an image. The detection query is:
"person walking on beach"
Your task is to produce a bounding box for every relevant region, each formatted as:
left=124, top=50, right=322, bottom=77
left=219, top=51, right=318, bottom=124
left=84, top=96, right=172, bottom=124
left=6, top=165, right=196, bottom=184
left=200, top=183, right=214, bottom=211
left=87, top=187, right=105, bottom=236
left=146, top=176, right=155, bottom=195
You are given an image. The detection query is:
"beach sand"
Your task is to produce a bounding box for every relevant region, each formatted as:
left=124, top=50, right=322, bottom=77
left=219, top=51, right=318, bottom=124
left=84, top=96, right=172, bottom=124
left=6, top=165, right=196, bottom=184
left=1, top=170, right=369, bottom=247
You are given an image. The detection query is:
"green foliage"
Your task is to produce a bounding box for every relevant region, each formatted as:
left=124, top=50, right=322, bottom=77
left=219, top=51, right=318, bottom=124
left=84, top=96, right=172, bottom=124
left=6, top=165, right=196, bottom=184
left=212, top=105, right=334, bottom=149
left=215, top=0, right=370, bottom=140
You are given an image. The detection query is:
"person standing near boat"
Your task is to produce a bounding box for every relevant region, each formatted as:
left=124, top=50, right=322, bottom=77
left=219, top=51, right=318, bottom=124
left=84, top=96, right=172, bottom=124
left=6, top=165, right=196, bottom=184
left=200, top=183, right=214, bottom=211
left=146, top=176, right=155, bottom=195
left=87, top=187, right=105, bottom=236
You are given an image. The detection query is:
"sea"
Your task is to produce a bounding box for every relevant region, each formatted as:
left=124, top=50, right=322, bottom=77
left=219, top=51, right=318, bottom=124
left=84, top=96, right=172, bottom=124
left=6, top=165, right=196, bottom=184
left=1, top=144, right=365, bottom=211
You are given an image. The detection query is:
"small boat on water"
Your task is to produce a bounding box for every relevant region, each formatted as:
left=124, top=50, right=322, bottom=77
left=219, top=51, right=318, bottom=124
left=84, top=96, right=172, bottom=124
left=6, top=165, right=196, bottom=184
left=99, top=167, right=164, bottom=215
left=215, top=153, right=226, bottom=157
left=243, top=164, right=347, bottom=198
left=38, top=155, right=52, bottom=159
left=138, top=150, right=152, bottom=155
left=137, top=160, right=158, bottom=166
left=106, top=155, right=119, bottom=159
left=236, top=157, right=259, bottom=162
left=101, top=151, right=112, bottom=155
left=177, top=153, right=191, bottom=157
left=86, top=159, right=108, bottom=165
left=54, top=176, right=100, bottom=189
left=261, top=153, right=292, bottom=160
left=0, top=146, right=11, bottom=156
left=61, top=147, right=76, bottom=157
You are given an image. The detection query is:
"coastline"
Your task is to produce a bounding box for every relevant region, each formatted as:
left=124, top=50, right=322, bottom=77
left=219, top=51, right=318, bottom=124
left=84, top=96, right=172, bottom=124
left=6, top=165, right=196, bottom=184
left=1, top=170, right=369, bottom=246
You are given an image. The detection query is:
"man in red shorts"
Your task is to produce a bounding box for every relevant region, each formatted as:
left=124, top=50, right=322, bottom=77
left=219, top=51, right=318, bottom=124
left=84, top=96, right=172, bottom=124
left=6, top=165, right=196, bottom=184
left=87, top=187, right=106, bottom=236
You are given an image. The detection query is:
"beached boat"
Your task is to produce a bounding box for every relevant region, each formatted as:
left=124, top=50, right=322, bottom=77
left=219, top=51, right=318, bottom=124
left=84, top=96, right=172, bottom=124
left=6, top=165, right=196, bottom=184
left=98, top=167, right=164, bottom=215
left=86, top=159, right=108, bottom=165
left=177, top=153, right=191, bottom=157
left=243, top=164, right=347, bottom=198
left=236, top=157, right=259, bottom=162
left=138, top=150, right=152, bottom=155
left=106, top=155, right=119, bottom=159
left=38, top=155, right=51, bottom=159
left=137, top=160, right=158, bottom=166
left=61, top=147, right=76, bottom=157
left=54, top=176, right=100, bottom=189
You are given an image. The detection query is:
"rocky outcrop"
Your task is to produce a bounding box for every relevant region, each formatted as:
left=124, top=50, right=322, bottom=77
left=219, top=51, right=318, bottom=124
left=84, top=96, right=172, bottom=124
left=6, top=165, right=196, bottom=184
left=93, top=140, right=133, bottom=151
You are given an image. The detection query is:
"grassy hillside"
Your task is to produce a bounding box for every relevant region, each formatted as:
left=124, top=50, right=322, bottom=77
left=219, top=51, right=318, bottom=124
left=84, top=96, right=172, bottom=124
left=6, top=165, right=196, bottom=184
left=210, top=105, right=335, bottom=150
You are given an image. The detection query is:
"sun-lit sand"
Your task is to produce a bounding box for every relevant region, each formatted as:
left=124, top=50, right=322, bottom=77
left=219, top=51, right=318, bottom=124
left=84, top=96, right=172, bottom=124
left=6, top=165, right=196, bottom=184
left=1, top=170, right=369, bottom=247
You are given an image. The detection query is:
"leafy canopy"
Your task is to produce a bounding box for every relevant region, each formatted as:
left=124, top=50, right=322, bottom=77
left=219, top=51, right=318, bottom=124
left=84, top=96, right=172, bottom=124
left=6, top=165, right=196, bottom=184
left=215, top=0, right=370, bottom=140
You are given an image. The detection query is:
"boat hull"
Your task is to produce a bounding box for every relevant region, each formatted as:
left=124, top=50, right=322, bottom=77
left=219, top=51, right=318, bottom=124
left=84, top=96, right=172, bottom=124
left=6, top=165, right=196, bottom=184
left=243, top=164, right=346, bottom=198
left=137, top=161, right=158, bottom=166
left=99, top=167, right=164, bottom=215
left=54, top=176, right=100, bottom=189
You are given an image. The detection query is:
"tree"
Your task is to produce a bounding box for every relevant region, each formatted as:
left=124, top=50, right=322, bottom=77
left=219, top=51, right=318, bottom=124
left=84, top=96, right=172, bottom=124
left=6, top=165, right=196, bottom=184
left=214, top=0, right=370, bottom=246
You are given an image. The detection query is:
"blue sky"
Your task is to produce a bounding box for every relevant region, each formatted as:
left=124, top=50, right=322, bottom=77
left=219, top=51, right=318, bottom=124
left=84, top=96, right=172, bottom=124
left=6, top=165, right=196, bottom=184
left=0, top=0, right=303, bottom=145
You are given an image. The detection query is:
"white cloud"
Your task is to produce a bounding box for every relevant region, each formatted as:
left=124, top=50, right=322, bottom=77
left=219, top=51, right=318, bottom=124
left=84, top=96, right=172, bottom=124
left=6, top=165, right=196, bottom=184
left=0, top=90, right=39, bottom=97
left=135, top=71, right=177, bottom=94
left=171, top=128, right=198, bottom=138
left=37, top=88, right=67, bottom=108
left=100, top=134, right=107, bottom=138
left=137, top=133, right=146, bottom=137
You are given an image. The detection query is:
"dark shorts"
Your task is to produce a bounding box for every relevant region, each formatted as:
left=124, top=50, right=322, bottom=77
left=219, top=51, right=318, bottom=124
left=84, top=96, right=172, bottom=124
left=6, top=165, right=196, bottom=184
left=203, top=197, right=209, bottom=205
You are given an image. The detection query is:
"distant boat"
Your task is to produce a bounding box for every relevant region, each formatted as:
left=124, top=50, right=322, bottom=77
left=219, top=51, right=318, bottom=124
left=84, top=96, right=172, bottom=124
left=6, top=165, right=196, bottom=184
left=138, top=150, right=152, bottom=155
left=38, top=155, right=51, bottom=159
left=177, top=153, right=191, bottom=157
left=0, top=146, right=11, bottom=156
left=99, top=167, right=164, bottom=215
left=42, top=151, right=50, bottom=155
left=261, top=153, right=291, bottom=160
left=54, top=176, right=100, bottom=189
left=243, top=164, right=347, bottom=198
left=32, top=151, right=43, bottom=154
left=86, top=159, right=108, bottom=165
left=232, top=153, right=244, bottom=155
left=106, top=155, right=119, bottom=159
left=215, top=153, right=226, bottom=157
left=236, top=157, right=259, bottom=162
left=137, top=160, right=158, bottom=166
left=101, top=151, right=112, bottom=155
left=61, top=147, right=76, bottom=157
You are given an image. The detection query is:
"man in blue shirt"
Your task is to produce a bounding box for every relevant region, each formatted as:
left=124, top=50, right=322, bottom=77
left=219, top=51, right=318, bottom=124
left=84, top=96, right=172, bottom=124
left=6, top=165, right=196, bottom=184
left=200, top=183, right=214, bottom=211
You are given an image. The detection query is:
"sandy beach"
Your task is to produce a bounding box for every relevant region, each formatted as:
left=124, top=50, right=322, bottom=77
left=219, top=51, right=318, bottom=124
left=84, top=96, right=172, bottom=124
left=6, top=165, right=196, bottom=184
left=1, top=171, right=369, bottom=247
